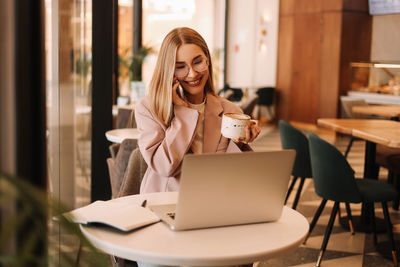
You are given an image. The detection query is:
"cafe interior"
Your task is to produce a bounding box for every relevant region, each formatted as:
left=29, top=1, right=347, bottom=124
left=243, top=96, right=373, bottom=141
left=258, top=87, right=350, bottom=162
left=1, top=0, right=400, bottom=266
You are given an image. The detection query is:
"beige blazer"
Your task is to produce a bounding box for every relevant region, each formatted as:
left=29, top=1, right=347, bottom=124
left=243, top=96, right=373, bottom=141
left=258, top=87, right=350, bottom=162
left=135, top=92, right=251, bottom=193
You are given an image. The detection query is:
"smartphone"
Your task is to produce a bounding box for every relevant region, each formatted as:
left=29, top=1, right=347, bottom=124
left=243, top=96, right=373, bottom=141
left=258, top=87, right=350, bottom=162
left=177, top=83, right=185, bottom=99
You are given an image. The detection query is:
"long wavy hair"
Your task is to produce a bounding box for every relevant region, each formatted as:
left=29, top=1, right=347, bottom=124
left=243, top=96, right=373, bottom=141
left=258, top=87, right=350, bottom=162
left=148, top=27, right=216, bottom=127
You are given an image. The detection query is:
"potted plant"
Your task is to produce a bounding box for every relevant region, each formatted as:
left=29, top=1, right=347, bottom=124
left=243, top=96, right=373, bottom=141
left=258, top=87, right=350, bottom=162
left=129, top=46, right=153, bottom=103
left=0, top=172, right=108, bottom=266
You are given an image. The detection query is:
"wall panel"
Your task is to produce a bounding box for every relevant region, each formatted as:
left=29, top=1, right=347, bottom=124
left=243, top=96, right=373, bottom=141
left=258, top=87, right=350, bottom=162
left=276, top=0, right=371, bottom=123
left=289, top=13, right=321, bottom=122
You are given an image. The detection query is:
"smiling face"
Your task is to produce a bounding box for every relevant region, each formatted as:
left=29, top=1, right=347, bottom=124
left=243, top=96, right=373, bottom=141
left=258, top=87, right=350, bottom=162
left=175, top=44, right=209, bottom=104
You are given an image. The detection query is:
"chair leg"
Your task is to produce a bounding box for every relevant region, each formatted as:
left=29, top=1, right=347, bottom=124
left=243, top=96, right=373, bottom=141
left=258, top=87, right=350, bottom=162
left=392, top=173, right=400, bottom=210
left=381, top=201, right=398, bottom=267
left=316, top=201, right=339, bottom=267
left=371, top=203, right=377, bottom=246
left=292, top=177, right=305, bottom=210
left=284, top=176, right=298, bottom=205
left=266, top=106, right=274, bottom=121
left=75, top=240, right=82, bottom=267
left=389, top=171, right=395, bottom=185
left=344, top=137, right=355, bottom=158
left=345, top=203, right=355, bottom=235
left=304, top=199, right=327, bottom=244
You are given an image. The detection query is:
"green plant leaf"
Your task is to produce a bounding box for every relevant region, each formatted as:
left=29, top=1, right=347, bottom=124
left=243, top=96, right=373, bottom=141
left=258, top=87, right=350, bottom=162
left=0, top=172, right=109, bottom=267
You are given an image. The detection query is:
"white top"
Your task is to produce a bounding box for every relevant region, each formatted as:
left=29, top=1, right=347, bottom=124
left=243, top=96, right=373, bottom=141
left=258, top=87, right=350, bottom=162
left=80, top=192, right=309, bottom=266
left=105, top=128, right=140, bottom=143
left=187, top=99, right=205, bottom=154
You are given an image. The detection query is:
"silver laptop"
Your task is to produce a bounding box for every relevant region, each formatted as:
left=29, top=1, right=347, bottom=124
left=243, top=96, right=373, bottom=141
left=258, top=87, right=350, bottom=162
left=149, top=150, right=295, bottom=231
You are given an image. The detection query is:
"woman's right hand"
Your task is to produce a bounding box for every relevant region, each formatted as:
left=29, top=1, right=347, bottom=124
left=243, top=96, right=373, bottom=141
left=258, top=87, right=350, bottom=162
left=172, top=79, right=188, bottom=107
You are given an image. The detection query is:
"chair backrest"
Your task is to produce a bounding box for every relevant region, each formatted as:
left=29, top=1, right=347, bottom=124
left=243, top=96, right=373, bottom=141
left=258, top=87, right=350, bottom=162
left=340, top=96, right=369, bottom=118
left=222, top=90, right=235, bottom=101
left=117, top=108, right=135, bottom=128
left=240, top=94, right=259, bottom=117
left=221, top=84, right=243, bottom=102
left=229, top=88, right=243, bottom=102
left=256, top=87, right=275, bottom=106
left=109, top=143, right=120, bottom=159
left=117, top=147, right=148, bottom=197
left=278, top=120, right=312, bottom=178
left=107, top=138, right=138, bottom=198
left=308, top=133, right=362, bottom=203
left=127, top=109, right=137, bottom=128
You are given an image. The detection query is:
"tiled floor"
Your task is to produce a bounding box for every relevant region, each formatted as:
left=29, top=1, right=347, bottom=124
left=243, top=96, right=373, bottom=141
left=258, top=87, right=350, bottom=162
left=54, top=122, right=400, bottom=266
left=253, top=123, right=399, bottom=267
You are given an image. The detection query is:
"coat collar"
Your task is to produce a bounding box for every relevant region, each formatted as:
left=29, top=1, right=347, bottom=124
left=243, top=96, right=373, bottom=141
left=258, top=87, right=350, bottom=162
left=203, top=92, right=224, bottom=153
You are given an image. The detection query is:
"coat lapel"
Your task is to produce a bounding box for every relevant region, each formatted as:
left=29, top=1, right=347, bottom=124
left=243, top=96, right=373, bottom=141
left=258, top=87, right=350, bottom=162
left=203, top=93, right=224, bottom=153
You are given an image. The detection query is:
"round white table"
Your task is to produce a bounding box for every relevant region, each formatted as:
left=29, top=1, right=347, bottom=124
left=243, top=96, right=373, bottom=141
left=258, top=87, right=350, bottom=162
left=105, top=128, right=140, bottom=143
left=80, top=192, right=309, bottom=266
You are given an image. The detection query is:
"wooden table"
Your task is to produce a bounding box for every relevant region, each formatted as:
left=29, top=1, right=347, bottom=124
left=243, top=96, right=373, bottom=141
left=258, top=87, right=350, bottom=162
left=80, top=192, right=309, bottom=266
left=317, top=119, right=400, bottom=179
left=105, top=128, right=140, bottom=143
left=317, top=118, right=400, bottom=232
left=352, top=128, right=400, bottom=148
left=352, top=105, right=400, bottom=120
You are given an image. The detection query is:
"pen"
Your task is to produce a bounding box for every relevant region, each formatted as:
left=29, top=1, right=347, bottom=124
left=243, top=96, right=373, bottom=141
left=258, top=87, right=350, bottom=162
left=141, top=199, right=147, bottom=207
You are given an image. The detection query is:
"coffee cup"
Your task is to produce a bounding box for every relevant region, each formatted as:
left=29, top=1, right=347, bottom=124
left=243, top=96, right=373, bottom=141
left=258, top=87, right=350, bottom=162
left=221, top=113, right=256, bottom=140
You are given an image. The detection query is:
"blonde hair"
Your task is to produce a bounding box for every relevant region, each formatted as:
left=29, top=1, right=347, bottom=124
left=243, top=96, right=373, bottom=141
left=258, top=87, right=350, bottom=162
left=148, top=27, right=217, bottom=127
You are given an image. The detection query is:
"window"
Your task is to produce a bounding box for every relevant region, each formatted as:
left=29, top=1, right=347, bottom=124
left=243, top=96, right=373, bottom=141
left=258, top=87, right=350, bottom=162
left=142, top=0, right=226, bottom=90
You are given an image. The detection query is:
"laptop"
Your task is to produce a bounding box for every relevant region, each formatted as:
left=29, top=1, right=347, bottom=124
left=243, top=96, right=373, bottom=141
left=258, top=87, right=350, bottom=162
left=149, top=150, right=295, bottom=231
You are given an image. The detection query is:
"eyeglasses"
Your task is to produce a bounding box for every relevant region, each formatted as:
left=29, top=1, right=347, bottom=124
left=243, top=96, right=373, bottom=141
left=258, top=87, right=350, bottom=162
left=174, top=57, right=209, bottom=78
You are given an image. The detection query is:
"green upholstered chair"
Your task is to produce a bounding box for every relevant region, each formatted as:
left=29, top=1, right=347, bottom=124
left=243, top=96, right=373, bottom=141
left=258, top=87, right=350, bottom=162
left=308, top=133, right=399, bottom=267
left=278, top=120, right=313, bottom=210
left=280, top=121, right=353, bottom=235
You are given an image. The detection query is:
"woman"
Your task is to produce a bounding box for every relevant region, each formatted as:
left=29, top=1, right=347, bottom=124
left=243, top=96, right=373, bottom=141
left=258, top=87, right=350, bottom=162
left=135, top=27, right=260, bottom=194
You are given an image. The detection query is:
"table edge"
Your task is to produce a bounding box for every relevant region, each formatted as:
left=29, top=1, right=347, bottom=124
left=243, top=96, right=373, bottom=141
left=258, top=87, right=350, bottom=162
left=80, top=205, right=309, bottom=266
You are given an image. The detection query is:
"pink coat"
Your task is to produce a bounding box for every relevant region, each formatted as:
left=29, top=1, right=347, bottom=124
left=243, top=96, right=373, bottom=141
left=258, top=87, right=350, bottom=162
left=135, top=92, right=251, bottom=193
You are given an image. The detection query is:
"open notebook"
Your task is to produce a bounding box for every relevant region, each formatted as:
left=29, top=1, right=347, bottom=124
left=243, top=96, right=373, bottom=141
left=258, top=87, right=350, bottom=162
left=63, top=200, right=160, bottom=232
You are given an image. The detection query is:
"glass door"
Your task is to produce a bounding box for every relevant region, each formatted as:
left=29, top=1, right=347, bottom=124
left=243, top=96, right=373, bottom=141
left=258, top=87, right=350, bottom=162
left=45, top=0, right=93, bottom=264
